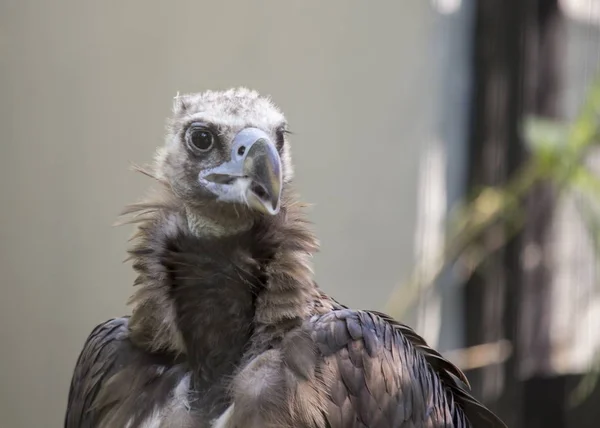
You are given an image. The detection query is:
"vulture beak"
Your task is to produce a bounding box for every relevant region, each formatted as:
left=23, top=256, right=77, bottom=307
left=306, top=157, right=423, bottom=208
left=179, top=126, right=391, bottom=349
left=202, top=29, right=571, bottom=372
left=200, top=127, right=282, bottom=215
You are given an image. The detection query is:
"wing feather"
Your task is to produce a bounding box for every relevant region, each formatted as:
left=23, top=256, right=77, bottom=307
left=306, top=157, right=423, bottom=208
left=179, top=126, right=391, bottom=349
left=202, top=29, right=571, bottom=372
left=308, top=309, right=506, bottom=428
left=64, top=317, right=133, bottom=428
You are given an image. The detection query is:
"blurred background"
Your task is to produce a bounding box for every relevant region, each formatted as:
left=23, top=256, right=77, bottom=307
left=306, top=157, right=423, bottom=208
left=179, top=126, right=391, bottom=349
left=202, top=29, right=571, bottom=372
left=1, top=0, right=600, bottom=427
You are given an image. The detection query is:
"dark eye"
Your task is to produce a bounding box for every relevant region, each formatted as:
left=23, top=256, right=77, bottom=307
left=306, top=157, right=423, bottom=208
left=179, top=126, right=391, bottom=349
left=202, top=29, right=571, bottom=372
left=187, top=126, right=214, bottom=152
left=275, top=127, right=287, bottom=151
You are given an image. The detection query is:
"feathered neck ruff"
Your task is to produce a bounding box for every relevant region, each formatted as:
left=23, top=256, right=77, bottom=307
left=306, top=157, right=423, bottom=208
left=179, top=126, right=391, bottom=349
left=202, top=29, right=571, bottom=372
left=121, top=171, right=321, bottom=363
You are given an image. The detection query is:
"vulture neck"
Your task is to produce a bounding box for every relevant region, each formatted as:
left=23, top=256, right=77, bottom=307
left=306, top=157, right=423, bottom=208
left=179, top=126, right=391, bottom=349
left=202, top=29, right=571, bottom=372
left=184, top=204, right=254, bottom=238
left=125, top=186, right=320, bottom=391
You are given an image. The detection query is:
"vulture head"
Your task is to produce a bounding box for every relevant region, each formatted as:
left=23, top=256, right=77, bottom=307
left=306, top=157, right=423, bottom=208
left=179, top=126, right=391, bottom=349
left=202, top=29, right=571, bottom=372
left=153, top=88, right=293, bottom=235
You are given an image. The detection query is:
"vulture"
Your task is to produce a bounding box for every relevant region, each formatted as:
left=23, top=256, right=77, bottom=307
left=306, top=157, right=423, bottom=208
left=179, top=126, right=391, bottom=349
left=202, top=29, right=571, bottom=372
left=64, top=88, right=507, bottom=428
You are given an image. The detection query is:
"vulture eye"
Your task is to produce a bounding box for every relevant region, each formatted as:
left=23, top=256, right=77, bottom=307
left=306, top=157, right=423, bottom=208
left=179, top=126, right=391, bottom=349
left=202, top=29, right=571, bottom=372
left=186, top=125, right=215, bottom=152
left=275, top=127, right=286, bottom=151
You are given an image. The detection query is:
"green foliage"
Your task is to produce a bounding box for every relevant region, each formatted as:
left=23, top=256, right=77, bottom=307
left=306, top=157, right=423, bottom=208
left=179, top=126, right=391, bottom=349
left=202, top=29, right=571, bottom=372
left=385, top=74, right=600, bottom=405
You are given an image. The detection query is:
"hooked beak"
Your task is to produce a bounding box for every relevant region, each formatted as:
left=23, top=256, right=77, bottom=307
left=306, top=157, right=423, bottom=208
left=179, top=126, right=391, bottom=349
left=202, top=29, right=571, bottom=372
left=199, top=128, right=282, bottom=215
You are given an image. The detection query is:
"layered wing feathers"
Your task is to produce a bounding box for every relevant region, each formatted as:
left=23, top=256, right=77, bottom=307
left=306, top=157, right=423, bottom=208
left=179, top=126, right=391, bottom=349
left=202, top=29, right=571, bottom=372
left=65, top=317, right=133, bottom=428
left=309, top=309, right=506, bottom=428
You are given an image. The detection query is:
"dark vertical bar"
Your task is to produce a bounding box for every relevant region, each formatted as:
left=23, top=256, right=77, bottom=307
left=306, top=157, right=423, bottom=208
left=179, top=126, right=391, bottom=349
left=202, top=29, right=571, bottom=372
left=520, top=1, right=566, bottom=427
left=466, top=0, right=564, bottom=426
left=465, top=0, right=530, bottom=426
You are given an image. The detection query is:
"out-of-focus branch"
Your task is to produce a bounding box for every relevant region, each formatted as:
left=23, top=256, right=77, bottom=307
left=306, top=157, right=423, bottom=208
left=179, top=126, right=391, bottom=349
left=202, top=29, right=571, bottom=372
left=385, top=73, right=600, bottom=322
left=443, top=340, right=513, bottom=372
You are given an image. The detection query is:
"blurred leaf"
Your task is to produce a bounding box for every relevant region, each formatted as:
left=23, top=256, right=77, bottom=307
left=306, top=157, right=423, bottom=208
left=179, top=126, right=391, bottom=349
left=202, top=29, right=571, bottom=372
left=569, top=166, right=600, bottom=201
left=570, top=369, right=600, bottom=408
left=524, top=116, right=569, bottom=153
left=569, top=75, right=600, bottom=152
left=472, top=188, right=505, bottom=223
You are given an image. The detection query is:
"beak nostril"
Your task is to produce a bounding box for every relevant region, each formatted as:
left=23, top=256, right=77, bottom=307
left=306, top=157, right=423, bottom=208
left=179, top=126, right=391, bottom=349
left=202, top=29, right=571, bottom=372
left=250, top=182, right=268, bottom=200
left=237, top=146, right=246, bottom=157
left=205, top=174, right=237, bottom=185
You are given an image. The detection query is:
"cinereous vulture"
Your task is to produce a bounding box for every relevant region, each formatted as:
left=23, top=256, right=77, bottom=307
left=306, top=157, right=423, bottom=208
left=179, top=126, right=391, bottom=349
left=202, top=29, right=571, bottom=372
left=64, top=88, right=507, bottom=428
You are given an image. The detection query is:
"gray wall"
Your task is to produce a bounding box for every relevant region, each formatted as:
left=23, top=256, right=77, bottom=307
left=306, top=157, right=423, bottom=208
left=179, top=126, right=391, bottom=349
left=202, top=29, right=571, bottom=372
left=0, top=2, right=433, bottom=426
